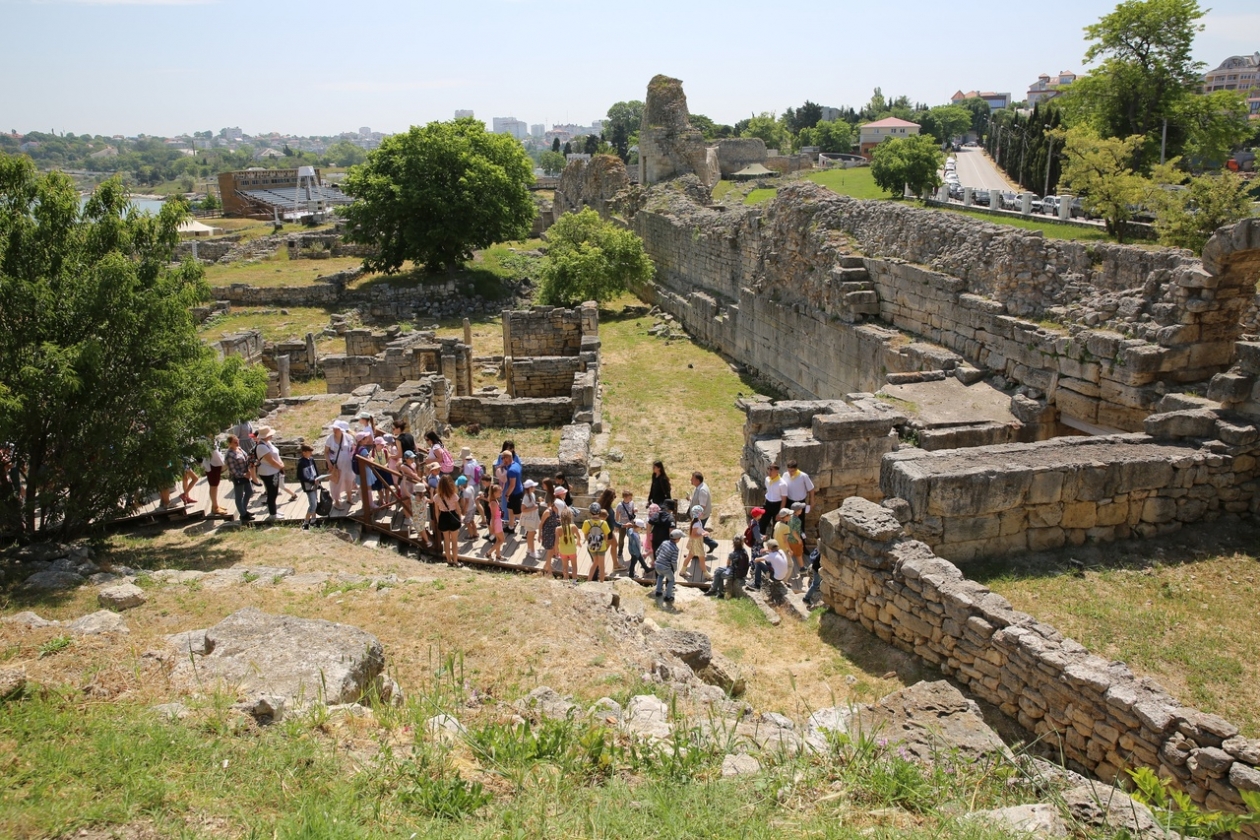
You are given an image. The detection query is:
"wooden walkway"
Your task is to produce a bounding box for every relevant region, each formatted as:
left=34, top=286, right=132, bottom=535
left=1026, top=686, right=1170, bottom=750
left=127, top=474, right=815, bottom=597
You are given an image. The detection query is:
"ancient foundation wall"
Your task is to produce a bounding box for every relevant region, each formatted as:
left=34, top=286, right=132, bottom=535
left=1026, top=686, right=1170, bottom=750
left=507, top=356, right=585, bottom=398
left=502, top=306, right=588, bottom=357
left=878, top=407, right=1260, bottom=565
left=448, top=396, right=573, bottom=428
left=630, top=186, right=1258, bottom=433
left=212, top=330, right=264, bottom=365
left=323, top=332, right=472, bottom=396
left=818, top=497, right=1260, bottom=827
left=715, top=138, right=767, bottom=177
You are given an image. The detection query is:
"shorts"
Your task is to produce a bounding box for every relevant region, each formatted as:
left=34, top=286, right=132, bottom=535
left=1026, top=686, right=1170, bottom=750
left=207, top=466, right=222, bottom=487
left=508, top=493, right=523, bottom=515
left=437, top=510, right=461, bottom=533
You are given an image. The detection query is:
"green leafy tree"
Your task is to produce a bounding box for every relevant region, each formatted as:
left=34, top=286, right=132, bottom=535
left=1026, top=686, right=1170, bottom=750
left=798, top=120, right=854, bottom=154
left=740, top=112, right=789, bottom=152
left=1056, top=127, right=1151, bottom=241
left=0, top=156, right=266, bottom=538
left=537, top=208, right=653, bottom=306
left=689, top=114, right=733, bottom=140
left=869, top=134, right=944, bottom=197
left=605, top=100, right=645, bottom=162
left=200, top=191, right=220, bottom=212
left=956, top=97, right=992, bottom=135
left=584, top=134, right=599, bottom=156
left=784, top=101, right=824, bottom=134
left=539, top=150, right=567, bottom=175
left=551, top=137, right=561, bottom=153
left=920, top=105, right=973, bottom=145
left=325, top=140, right=367, bottom=167
left=341, top=118, right=535, bottom=274
left=1173, top=90, right=1254, bottom=168
left=1151, top=169, right=1252, bottom=252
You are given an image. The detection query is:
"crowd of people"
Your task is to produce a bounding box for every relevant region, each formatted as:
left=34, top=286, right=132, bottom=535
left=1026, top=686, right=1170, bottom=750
left=176, top=414, right=825, bottom=606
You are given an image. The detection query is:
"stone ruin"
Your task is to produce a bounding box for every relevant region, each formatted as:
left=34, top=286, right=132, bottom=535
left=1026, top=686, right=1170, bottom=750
left=322, top=327, right=474, bottom=395
left=595, top=74, right=1260, bottom=830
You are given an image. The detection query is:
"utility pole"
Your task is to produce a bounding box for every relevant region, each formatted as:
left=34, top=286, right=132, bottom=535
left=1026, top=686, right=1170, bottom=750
left=1160, top=118, right=1168, bottom=165
left=1043, top=125, right=1055, bottom=199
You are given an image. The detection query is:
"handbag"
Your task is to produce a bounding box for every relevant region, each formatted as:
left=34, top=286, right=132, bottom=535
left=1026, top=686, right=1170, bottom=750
left=316, top=488, right=333, bottom=517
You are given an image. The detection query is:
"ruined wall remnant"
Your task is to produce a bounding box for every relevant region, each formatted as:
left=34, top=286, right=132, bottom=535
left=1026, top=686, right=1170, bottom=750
left=630, top=183, right=1258, bottom=432
left=715, top=138, right=768, bottom=178
left=322, top=329, right=473, bottom=395
left=638, top=75, right=717, bottom=188
left=554, top=155, right=630, bottom=220
left=818, top=497, right=1260, bottom=830
left=502, top=305, right=591, bottom=357
left=212, top=330, right=264, bottom=365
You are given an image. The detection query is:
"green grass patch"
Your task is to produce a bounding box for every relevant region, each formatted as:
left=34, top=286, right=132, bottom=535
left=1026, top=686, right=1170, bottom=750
left=804, top=166, right=893, bottom=200
left=199, top=306, right=337, bottom=348
left=203, top=251, right=365, bottom=289
left=744, top=188, right=777, bottom=206
left=931, top=204, right=1114, bottom=242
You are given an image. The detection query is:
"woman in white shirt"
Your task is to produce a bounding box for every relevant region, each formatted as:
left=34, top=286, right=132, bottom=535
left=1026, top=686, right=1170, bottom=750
left=324, top=420, right=355, bottom=510
left=254, top=425, right=286, bottom=520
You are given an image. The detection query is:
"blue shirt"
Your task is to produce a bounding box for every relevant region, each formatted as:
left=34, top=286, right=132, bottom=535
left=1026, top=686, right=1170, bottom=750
left=628, top=530, right=642, bottom=558
left=655, top=539, right=679, bottom=567
left=506, top=460, right=523, bottom=496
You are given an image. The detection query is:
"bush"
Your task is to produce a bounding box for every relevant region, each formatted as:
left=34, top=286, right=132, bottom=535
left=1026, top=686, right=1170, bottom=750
left=537, top=209, right=653, bottom=306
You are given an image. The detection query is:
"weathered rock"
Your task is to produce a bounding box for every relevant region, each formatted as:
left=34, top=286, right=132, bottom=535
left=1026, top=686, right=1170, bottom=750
left=966, top=804, right=1069, bottom=839
left=805, top=706, right=853, bottom=751
left=170, top=608, right=384, bottom=707
left=853, top=680, right=1009, bottom=762
left=166, top=629, right=210, bottom=656
left=23, top=569, right=85, bottom=591
left=98, top=582, right=146, bottom=611
left=589, top=697, right=623, bottom=721
left=66, top=610, right=129, bottom=635
left=649, top=629, right=712, bottom=671
left=234, top=694, right=286, bottom=724
left=721, top=754, right=761, bottom=777
left=1061, top=782, right=1172, bottom=839
left=0, top=667, right=27, bottom=700
left=697, top=652, right=745, bottom=697
left=621, top=694, right=672, bottom=741
left=150, top=702, right=190, bottom=720
left=426, top=713, right=466, bottom=742
left=517, top=686, right=576, bottom=720
left=2, top=611, right=58, bottom=628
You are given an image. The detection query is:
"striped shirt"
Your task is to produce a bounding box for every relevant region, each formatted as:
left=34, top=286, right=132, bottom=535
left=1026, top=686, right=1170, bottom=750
left=655, top=538, right=679, bottom=567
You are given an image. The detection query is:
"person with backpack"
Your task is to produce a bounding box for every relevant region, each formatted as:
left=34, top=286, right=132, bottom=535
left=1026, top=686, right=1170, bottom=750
left=297, top=443, right=322, bottom=530
left=424, top=431, right=455, bottom=476
left=583, top=502, right=612, bottom=582
left=224, top=434, right=254, bottom=523
left=648, top=499, right=676, bottom=560
left=555, top=507, right=580, bottom=583
left=536, top=480, right=558, bottom=577
left=744, top=506, right=765, bottom=558
left=202, top=438, right=227, bottom=517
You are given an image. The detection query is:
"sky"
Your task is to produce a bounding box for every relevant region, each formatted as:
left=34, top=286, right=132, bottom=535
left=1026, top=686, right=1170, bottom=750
left=2, top=0, right=1258, bottom=138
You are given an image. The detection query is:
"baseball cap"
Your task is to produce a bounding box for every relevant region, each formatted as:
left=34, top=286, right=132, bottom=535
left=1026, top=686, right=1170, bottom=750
left=589, top=503, right=601, bottom=515
left=632, top=518, right=645, bottom=529
left=766, top=539, right=779, bottom=549
left=669, top=528, right=684, bottom=539
left=750, top=506, right=765, bottom=518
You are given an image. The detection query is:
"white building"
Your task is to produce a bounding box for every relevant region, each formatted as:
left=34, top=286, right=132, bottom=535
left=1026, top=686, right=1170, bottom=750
left=530, top=124, right=545, bottom=139
left=455, top=109, right=475, bottom=119
left=492, top=117, right=528, bottom=140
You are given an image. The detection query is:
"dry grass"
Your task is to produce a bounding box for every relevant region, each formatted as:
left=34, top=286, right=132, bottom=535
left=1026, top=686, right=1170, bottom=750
left=0, top=527, right=901, bottom=717
left=975, top=522, right=1260, bottom=737
left=203, top=251, right=364, bottom=289
left=266, top=396, right=346, bottom=441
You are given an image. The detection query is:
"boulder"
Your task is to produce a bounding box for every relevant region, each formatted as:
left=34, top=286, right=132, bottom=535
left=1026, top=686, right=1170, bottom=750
left=66, top=610, right=129, bottom=635
left=1061, top=782, right=1172, bottom=839
left=0, top=667, right=26, bottom=700
left=649, top=629, right=712, bottom=671
left=853, top=680, right=1009, bottom=762
left=234, top=694, right=286, bottom=724
left=426, top=714, right=466, bottom=743
left=98, top=582, right=146, bottom=611
left=516, top=686, right=576, bottom=720
left=170, top=608, right=384, bottom=707
left=621, top=694, right=672, bottom=741
left=166, top=629, right=210, bottom=656
left=721, top=754, right=761, bottom=777
left=22, top=570, right=85, bottom=591
left=2, top=611, right=58, bottom=628
left=697, top=652, right=745, bottom=697
left=966, top=804, right=1069, bottom=838
left=805, top=706, right=853, bottom=751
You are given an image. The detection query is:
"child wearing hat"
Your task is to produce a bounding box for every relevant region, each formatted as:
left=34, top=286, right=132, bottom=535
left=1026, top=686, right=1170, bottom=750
left=519, top=479, right=540, bottom=559
left=583, top=503, right=612, bottom=582
left=625, top=518, right=648, bottom=581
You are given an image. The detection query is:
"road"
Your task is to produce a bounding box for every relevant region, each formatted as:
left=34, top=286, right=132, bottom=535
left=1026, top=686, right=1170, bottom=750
left=950, top=146, right=1016, bottom=192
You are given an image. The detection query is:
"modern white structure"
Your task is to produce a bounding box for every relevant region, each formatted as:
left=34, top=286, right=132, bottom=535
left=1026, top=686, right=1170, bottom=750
left=492, top=117, right=528, bottom=140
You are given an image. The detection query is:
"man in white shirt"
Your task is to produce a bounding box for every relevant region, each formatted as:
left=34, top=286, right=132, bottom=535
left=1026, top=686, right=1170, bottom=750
left=761, top=463, right=786, bottom=534
left=750, top=539, right=789, bottom=590
left=687, top=471, right=719, bottom=554
left=782, top=459, right=815, bottom=513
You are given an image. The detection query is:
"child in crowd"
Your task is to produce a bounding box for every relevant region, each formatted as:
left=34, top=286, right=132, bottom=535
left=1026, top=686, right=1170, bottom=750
left=613, top=489, right=636, bottom=567
left=583, top=502, right=612, bottom=582
left=477, top=472, right=494, bottom=537
left=707, top=534, right=750, bottom=598
left=519, top=479, right=540, bottom=559
left=398, top=450, right=422, bottom=535
left=687, top=504, right=709, bottom=579
left=626, top=518, right=648, bottom=581
left=297, top=444, right=321, bottom=530
left=556, top=507, right=580, bottom=583
left=458, top=475, right=477, bottom=539
left=745, top=506, right=765, bottom=557
left=789, top=502, right=807, bottom=576
left=773, top=508, right=795, bottom=572
left=488, top=485, right=505, bottom=561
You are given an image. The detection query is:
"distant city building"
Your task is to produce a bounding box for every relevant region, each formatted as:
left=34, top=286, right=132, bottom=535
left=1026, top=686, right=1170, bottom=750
left=565, top=153, right=591, bottom=163
left=819, top=106, right=842, bottom=122
left=1027, top=72, right=1077, bottom=108
left=858, top=117, right=921, bottom=158
left=1202, top=52, right=1260, bottom=119
left=358, top=126, right=371, bottom=136
left=530, top=124, right=545, bottom=139
left=950, top=90, right=1012, bottom=110
left=220, top=126, right=243, bottom=141
left=455, top=109, right=475, bottom=119
left=492, top=117, right=528, bottom=140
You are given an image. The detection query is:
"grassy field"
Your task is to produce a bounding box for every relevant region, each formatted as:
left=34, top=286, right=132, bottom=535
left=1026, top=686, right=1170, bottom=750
left=974, top=521, right=1260, bottom=737
left=931, top=205, right=1114, bottom=243
left=199, top=307, right=341, bottom=355
left=803, top=166, right=894, bottom=200
left=203, top=249, right=364, bottom=288
left=744, top=188, right=777, bottom=206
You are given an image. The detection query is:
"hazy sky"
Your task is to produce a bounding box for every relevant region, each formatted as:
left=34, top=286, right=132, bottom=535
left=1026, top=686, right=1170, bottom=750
left=3, top=0, right=1258, bottom=138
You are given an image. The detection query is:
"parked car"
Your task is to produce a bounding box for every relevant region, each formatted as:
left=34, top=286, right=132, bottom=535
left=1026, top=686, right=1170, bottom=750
left=973, top=189, right=991, bottom=205
left=1027, top=195, right=1043, bottom=213
left=1042, top=196, right=1062, bottom=216
left=1069, top=197, right=1086, bottom=218
left=1000, top=192, right=1019, bottom=210
left=948, top=183, right=964, bottom=200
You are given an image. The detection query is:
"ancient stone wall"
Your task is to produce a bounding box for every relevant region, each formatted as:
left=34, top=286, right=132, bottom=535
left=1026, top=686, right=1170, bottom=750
left=448, top=395, right=574, bottom=428
left=629, top=185, right=1257, bottom=432
left=212, top=330, right=264, bottom=365
left=507, top=356, right=585, bottom=398
left=285, top=233, right=375, bottom=260
left=554, top=155, right=630, bottom=219
left=638, top=75, right=716, bottom=187
left=323, top=331, right=472, bottom=396
left=502, top=305, right=587, bottom=357
left=818, top=497, right=1260, bottom=828
left=715, top=139, right=767, bottom=178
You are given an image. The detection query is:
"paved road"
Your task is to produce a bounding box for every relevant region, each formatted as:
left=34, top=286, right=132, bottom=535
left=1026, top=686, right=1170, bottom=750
left=950, top=146, right=1015, bottom=192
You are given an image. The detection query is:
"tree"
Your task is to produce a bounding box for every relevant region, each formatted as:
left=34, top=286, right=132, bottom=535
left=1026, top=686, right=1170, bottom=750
left=920, top=105, right=973, bottom=146
left=784, top=101, right=824, bottom=134
left=1056, top=127, right=1151, bottom=241
left=584, top=134, right=599, bottom=156
left=341, top=118, right=535, bottom=274
left=797, top=120, right=854, bottom=154
left=740, top=112, right=789, bottom=152
left=551, top=137, right=561, bottom=153
left=690, top=114, right=733, bottom=140
left=539, top=150, right=567, bottom=175
left=869, top=134, right=944, bottom=197
left=1151, top=170, right=1252, bottom=252
left=605, top=100, right=645, bottom=162
left=1173, top=90, right=1254, bottom=169
left=563, top=141, right=572, bottom=156
left=956, top=97, right=992, bottom=135
left=0, top=156, right=266, bottom=539
left=326, top=140, right=367, bottom=167
left=537, top=208, right=654, bottom=306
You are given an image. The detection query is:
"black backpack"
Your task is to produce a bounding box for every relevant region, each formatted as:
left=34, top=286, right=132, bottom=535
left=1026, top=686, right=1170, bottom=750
left=315, top=489, right=333, bottom=517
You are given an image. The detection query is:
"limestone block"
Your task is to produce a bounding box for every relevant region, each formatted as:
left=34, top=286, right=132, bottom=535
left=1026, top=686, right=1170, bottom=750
left=1141, top=497, right=1178, bottom=524
left=1061, top=501, right=1098, bottom=530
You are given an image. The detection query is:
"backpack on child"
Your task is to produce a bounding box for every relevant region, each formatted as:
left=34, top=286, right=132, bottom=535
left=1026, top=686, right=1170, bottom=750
left=434, top=445, right=454, bottom=473
left=587, top=523, right=606, bottom=552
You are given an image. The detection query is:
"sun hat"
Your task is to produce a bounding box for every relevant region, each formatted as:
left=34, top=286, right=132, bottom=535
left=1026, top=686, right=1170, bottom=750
left=777, top=508, right=792, bottom=519
left=589, top=503, right=602, bottom=515
left=689, top=505, right=704, bottom=518
left=355, top=429, right=371, bottom=440
left=791, top=501, right=807, bottom=511
left=632, top=518, right=645, bottom=529
left=333, top=420, right=350, bottom=432
left=460, top=447, right=473, bottom=460
left=256, top=426, right=275, bottom=440
left=669, top=528, right=684, bottom=540
left=766, top=539, right=779, bottom=549
left=356, top=411, right=371, bottom=420
left=426, top=462, right=440, bottom=473
left=750, top=506, right=765, bottom=518
left=554, top=486, right=568, bottom=497
left=383, top=434, right=395, bottom=443
left=523, top=479, right=538, bottom=489
left=373, top=436, right=385, bottom=446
